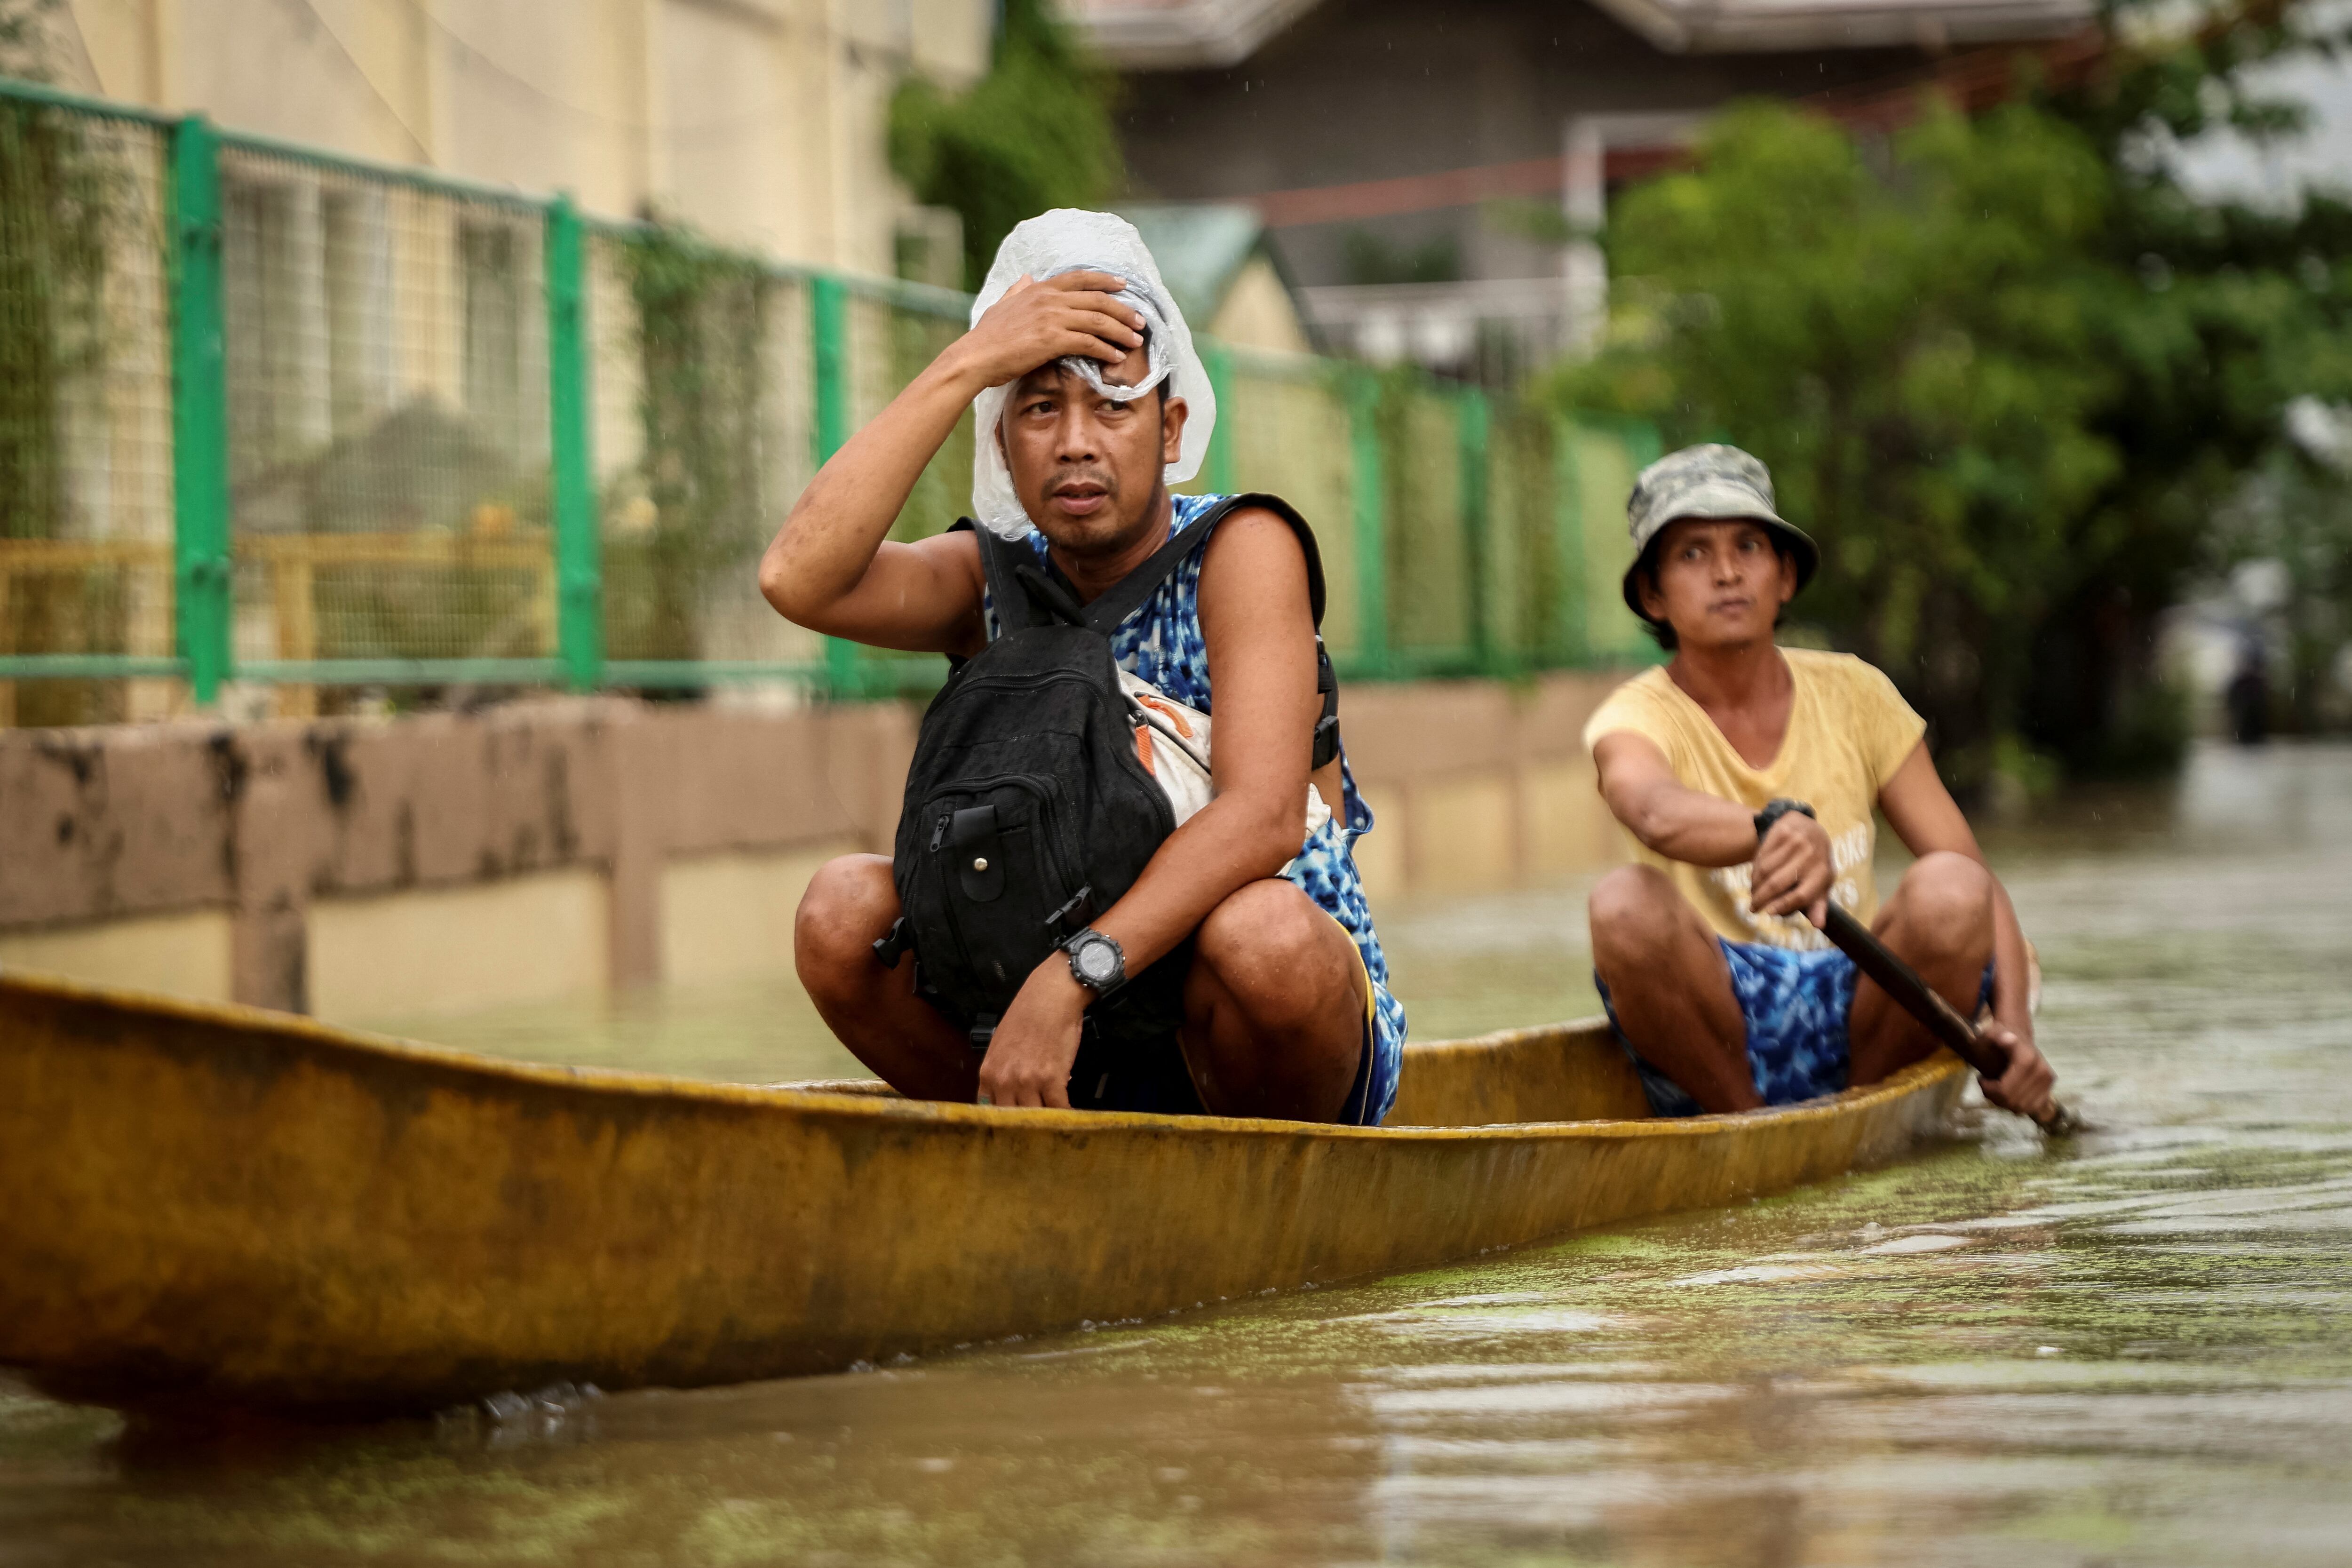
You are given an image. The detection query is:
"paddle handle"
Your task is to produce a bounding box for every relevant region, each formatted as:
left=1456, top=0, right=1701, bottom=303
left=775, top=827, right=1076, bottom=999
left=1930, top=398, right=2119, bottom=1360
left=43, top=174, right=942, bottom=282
left=1819, top=903, right=2080, bottom=1136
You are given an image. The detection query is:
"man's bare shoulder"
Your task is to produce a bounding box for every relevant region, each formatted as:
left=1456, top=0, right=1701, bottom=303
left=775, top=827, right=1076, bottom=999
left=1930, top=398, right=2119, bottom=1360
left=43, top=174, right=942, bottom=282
left=1200, top=503, right=1303, bottom=550
left=904, top=525, right=986, bottom=600
left=915, top=523, right=985, bottom=572
left=1197, top=505, right=1310, bottom=599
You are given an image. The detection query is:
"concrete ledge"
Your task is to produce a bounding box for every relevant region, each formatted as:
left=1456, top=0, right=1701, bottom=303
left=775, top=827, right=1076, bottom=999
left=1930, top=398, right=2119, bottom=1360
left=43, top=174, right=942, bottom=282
left=661, top=844, right=861, bottom=988
left=310, top=869, right=611, bottom=1024
left=0, top=672, right=1633, bottom=1012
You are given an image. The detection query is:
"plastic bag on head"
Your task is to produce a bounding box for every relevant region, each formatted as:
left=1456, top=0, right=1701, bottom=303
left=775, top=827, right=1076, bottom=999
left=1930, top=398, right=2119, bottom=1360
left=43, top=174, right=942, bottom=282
left=968, top=209, right=1216, bottom=540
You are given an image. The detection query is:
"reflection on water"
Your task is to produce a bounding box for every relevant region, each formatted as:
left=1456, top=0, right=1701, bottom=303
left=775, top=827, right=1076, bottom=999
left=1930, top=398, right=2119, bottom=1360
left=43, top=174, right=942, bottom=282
left=6, top=743, right=2351, bottom=1565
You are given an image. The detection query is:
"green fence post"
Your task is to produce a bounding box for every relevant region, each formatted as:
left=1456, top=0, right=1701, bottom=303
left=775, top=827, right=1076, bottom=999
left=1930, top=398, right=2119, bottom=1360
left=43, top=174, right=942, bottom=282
left=811, top=273, right=858, bottom=697
left=545, top=194, right=601, bottom=692
left=168, top=113, right=231, bottom=706
left=1202, top=339, right=1236, bottom=494
left=1458, top=388, right=1492, bottom=673
left=1347, top=370, right=1387, bottom=674
left=1552, top=415, right=1589, bottom=666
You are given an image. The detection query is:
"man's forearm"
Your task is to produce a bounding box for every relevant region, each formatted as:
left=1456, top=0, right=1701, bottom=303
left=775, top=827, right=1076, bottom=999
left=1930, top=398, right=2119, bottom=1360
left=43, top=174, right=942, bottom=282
left=1989, top=877, right=2033, bottom=1039
left=1613, top=777, right=1762, bottom=867
left=760, top=349, right=983, bottom=625
left=1087, top=789, right=1302, bottom=973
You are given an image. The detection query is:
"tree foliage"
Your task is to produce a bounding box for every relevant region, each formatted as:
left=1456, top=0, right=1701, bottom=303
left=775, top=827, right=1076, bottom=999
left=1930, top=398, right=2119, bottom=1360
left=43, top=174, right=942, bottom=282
left=1553, top=2, right=2352, bottom=786
left=887, top=0, right=1125, bottom=290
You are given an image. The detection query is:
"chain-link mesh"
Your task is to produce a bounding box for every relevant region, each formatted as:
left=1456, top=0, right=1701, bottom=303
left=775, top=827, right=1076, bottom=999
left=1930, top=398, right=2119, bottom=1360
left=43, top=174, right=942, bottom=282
left=848, top=284, right=971, bottom=547
left=1564, top=420, right=1653, bottom=662
left=0, top=99, right=174, bottom=726
left=217, top=143, right=554, bottom=691
left=1482, top=404, right=1574, bottom=665
left=2, top=83, right=1664, bottom=723
left=590, top=226, right=818, bottom=670
left=1383, top=381, right=1472, bottom=661
left=835, top=282, right=971, bottom=688
left=1221, top=351, right=1363, bottom=657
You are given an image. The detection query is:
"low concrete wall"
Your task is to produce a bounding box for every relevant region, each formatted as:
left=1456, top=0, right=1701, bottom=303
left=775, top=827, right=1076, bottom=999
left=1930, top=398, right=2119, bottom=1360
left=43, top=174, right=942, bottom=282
left=0, top=673, right=1634, bottom=1020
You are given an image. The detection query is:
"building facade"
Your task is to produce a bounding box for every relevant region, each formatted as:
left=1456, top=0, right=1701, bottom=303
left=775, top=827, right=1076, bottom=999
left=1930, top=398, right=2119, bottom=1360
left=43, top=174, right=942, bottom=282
left=47, top=0, right=993, bottom=275
left=1072, top=0, right=2095, bottom=378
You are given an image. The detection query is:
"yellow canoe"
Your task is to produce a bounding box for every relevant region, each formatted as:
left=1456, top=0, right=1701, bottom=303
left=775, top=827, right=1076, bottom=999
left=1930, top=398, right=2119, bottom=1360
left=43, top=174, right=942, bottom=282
left=0, top=968, right=1965, bottom=1416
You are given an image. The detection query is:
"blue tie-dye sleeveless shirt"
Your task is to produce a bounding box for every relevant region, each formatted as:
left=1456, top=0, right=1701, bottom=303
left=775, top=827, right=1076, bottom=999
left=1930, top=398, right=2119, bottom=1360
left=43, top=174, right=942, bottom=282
left=985, top=492, right=1407, bottom=1123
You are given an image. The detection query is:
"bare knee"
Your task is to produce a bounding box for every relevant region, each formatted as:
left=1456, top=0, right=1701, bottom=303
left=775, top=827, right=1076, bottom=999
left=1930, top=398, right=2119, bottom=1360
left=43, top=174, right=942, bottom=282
left=1892, top=852, right=1992, bottom=951
left=1196, top=880, right=1346, bottom=1024
left=794, top=854, right=899, bottom=993
left=1589, top=864, right=1684, bottom=972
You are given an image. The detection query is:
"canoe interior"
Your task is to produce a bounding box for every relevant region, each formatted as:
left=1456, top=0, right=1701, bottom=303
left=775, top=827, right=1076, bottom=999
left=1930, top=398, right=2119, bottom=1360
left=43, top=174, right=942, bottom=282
left=0, top=968, right=1963, bottom=1416
left=778, top=1019, right=1654, bottom=1128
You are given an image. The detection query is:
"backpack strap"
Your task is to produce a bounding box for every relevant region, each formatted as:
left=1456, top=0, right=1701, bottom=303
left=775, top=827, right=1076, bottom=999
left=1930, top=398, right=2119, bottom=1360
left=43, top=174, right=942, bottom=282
left=951, top=517, right=1055, bottom=634
left=955, top=499, right=1344, bottom=769
left=1074, top=493, right=1327, bottom=637
left=1084, top=493, right=1341, bottom=772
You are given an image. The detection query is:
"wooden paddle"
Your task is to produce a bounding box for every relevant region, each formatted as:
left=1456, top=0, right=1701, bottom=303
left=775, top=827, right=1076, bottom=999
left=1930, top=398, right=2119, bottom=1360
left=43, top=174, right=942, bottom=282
left=1820, top=902, right=2082, bottom=1137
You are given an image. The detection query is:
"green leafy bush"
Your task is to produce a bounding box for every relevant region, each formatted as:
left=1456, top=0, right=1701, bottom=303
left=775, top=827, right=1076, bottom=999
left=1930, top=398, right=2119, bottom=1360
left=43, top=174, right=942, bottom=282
left=1554, top=12, right=2352, bottom=786
left=887, top=0, right=1124, bottom=290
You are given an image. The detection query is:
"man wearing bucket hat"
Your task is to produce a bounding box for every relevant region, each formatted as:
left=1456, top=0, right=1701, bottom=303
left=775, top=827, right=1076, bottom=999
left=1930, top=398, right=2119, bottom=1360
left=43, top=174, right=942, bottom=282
left=1582, top=444, right=2058, bottom=1121
left=759, top=211, right=1405, bottom=1126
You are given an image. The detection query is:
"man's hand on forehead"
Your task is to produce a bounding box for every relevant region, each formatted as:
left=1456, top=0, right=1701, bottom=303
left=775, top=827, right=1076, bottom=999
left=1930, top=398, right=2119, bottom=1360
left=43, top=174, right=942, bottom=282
left=960, top=271, right=1146, bottom=389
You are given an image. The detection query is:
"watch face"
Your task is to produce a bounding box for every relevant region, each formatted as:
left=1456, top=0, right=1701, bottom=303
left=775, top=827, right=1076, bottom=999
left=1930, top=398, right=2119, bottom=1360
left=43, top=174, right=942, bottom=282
left=1075, top=939, right=1120, bottom=986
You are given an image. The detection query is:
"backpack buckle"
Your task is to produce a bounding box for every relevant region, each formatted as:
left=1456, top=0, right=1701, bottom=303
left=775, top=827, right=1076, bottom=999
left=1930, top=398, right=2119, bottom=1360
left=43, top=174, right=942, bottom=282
left=968, top=1014, right=997, bottom=1051
left=871, top=915, right=913, bottom=969
left=1044, top=885, right=1093, bottom=939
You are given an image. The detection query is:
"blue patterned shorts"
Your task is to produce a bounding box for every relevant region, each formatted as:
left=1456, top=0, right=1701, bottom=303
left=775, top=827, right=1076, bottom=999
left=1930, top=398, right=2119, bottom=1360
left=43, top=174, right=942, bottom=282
left=1596, top=940, right=1991, bottom=1118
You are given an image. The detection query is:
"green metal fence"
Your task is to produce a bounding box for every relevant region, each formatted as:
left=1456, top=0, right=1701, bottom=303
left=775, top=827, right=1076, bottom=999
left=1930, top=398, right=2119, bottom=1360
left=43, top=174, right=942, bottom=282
left=0, top=76, right=1659, bottom=723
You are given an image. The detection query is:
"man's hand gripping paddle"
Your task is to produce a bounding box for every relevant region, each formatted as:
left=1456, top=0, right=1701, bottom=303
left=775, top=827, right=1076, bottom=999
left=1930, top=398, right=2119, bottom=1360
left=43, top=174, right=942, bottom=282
left=1819, top=903, right=2083, bottom=1137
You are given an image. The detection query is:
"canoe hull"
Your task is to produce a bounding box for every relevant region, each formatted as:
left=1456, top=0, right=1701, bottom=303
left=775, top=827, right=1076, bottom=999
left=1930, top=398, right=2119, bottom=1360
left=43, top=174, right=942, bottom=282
left=0, top=971, right=1965, bottom=1415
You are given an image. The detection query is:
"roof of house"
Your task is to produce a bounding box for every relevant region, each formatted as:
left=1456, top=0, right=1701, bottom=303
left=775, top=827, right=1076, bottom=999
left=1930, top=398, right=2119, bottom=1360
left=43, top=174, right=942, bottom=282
left=1064, top=0, right=1325, bottom=70
left=1117, top=202, right=1282, bottom=325
left=1062, top=0, right=2092, bottom=65
left=1585, top=0, right=2093, bottom=53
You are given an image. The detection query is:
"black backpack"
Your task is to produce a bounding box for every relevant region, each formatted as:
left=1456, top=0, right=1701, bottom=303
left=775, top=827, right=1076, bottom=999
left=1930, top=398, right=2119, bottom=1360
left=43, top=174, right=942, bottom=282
left=876, top=493, right=1338, bottom=1082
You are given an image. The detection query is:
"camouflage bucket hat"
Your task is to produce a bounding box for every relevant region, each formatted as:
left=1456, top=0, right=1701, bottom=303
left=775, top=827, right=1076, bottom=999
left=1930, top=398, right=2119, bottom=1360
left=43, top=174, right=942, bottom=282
left=1621, top=443, right=1819, bottom=624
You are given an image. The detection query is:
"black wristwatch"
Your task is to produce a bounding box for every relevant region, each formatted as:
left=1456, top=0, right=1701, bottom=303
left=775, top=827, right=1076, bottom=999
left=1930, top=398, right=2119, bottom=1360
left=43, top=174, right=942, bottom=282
left=1063, top=928, right=1127, bottom=997
left=1752, top=798, right=1816, bottom=849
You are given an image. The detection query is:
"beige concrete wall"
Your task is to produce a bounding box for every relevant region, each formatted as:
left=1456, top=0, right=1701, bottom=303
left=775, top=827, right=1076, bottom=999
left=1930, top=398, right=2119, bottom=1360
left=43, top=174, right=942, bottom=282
left=1411, top=774, right=1518, bottom=896
left=0, top=908, right=234, bottom=1003
left=310, top=868, right=610, bottom=1024
left=60, top=0, right=992, bottom=276
left=1351, top=780, right=1407, bottom=907
left=0, top=695, right=917, bottom=1011
left=1525, top=756, right=1622, bottom=875
left=661, top=842, right=858, bottom=988
left=0, top=672, right=1632, bottom=1015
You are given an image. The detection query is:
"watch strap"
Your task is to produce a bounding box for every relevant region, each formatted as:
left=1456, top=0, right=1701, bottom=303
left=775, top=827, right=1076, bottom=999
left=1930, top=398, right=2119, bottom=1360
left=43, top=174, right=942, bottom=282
left=1752, top=797, right=1816, bottom=849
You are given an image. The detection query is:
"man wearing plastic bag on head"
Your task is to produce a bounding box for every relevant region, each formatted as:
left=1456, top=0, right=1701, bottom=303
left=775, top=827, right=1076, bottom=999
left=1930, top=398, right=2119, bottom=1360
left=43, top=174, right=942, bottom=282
left=760, top=209, right=1406, bottom=1125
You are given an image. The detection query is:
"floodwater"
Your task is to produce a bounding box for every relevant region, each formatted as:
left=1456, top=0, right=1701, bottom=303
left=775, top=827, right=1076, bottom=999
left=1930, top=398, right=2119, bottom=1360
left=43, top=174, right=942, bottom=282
left=6, top=742, right=2351, bottom=1566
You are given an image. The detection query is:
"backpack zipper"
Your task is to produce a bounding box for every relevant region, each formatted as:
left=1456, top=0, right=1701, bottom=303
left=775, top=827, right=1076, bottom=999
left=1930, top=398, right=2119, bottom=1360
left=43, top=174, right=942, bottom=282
left=920, top=773, right=1082, bottom=911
